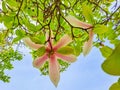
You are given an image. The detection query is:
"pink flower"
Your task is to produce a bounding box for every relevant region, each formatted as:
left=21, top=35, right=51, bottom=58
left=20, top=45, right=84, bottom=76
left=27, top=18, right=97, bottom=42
left=66, top=15, right=94, bottom=56
left=23, top=34, right=76, bottom=87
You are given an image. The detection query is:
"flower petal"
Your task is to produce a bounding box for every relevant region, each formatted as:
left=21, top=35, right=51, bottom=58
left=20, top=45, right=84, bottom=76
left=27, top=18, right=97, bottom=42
left=55, top=53, right=77, bottom=63
left=83, top=30, right=94, bottom=56
left=23, top=37, right=42, bottom=50
left=33, top=53, right=48, bottom=68
left=66, top=15, right=93, bottom=29
left=53, top=34, right=72, bottom=51
left=49, top=54, right=60, bottom=87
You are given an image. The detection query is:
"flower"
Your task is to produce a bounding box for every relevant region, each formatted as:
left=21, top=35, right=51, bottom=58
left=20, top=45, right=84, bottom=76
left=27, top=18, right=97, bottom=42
left=23, top=34, right=76, bottom=87
left=65, top=15, right=94, bottom=56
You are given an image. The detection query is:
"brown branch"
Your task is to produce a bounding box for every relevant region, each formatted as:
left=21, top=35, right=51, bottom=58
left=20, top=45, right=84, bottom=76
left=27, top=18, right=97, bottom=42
left=105, top=5, right=120, bottom=24
left=88, top=0, right=108, bottom=17
left=16, top=0, right=24, bottom=25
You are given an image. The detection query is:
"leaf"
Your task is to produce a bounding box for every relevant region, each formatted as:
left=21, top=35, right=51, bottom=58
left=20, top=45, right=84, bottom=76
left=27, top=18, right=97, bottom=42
left=3, top=16, right=14, bottom=28
left=57, top=46, right=75, bottom=55
left=74, top=42, right=82, bottom=56
left=21, top=0, right=27, bottom=10
left=0, top=14, right=2, bottom=23
left=102, top=43, right=120, bottom=75
left=12, top=36, right=22, bottom=43
left=6, top=0, right=19, bottom=10
left=2, top=1, right=7, bottom=12
left=110, top=39, right=120, bottom=47
left=93, top=25, right=109, bottom=34
left=0, top=32, right=5, bottom=45
left=109, top=82, right=120, bottom=90
left=30, top=37, right=42, bottom=44
left=13, top=30, right=26, bottom=43
left=100, top=46, right=113, bottom=58
left=106, top=29, right=117, bottom=40
left=30, top=33, right=45, bottom=44
left=35, top=46, right=46, bottom=57
left=0, top=47, right=22, bottom=83
left=15, top=29, right=26, bottom=37
left=27, top=23, right=37, bottom=32
left=82, top=4, right=94, bottom=23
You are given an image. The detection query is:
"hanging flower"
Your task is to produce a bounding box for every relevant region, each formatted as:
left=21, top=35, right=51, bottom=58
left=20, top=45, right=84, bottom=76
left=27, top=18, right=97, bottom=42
left=65, top=15, right=94, bottom=56
left=23, top=34, right=76, bottom=87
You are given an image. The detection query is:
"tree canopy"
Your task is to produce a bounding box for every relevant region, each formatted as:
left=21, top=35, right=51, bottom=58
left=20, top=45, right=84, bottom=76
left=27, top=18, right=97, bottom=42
left=0, top=0, right=120, bottom=89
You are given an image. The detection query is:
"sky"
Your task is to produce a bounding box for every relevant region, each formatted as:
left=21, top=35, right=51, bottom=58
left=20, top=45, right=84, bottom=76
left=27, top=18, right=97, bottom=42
left=0, top=46, right=118, bottom=90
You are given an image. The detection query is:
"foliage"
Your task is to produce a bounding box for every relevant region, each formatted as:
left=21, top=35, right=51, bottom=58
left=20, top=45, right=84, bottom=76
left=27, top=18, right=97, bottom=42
left=0, top=47, right=22, bottom=82
left=0, top=0, right=120, bottom=88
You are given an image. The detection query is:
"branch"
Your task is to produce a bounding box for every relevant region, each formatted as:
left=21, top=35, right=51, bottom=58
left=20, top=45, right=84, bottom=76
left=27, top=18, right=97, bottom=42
left=16, top=0, right=24, bottom=25
left=102, top=5, right=120, bottom=24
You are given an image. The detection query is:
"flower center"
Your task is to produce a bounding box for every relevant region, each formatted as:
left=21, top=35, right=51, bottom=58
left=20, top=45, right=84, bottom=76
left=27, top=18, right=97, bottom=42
left=47, top=49, right=54, bottom=57
left=49, top=50, right=54, bottom=55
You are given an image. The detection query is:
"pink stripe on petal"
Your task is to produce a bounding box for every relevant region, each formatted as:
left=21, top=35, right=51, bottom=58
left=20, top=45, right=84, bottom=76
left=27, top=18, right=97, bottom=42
left=55, top=53, right=77, bottom=63
left=33, top=53, right=48, bottom=68
left=53, top=34, right=72, bottom=51
left=49, top=55, right=60, bottom=87
left=23, top=37, right=42, bottom=50
left=83, top=30, right=94, bottom=56
left=66, top=15, right=93, bottom=29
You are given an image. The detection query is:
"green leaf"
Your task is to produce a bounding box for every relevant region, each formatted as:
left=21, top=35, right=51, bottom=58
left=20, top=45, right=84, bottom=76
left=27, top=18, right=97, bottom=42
left=2, top=1, right=8, bottom=12
left=3, top=16, right=14, bottom=28
left=105, top=28, right=117, bottom=40
left=0, top=32, right=5, bottom=45
left=6, top=0, right=19, bottom=10
left=102, top=43, right=120, bottom=75
left=74, top=41, right=82, bottom=56
left=109, top=82, right=120, bottom=90
left=35, top=46, right=46, bottom=57
left=0, top=14, right=2, bottom=23
left=110, top=39, right=120, bottom=47
left=57, top=46, right=75, bottom=55
left=30, top=33, right=45, bottom=44
left=93, top=25, right=109, bottom=34
left=15, top=29, right=26, bottom=37
left=82, top=4, right=94, bottom=23
left=12, top=36, right=22, bottom=43
left=118, top=78, right=120, bottom=85
left=21, top=0, right=27, bottom=10
left=100, top=46, right=113, bottom=58
left=14, top=29, right=26, bottom=43
left=27, top=23, right=37, bottom=32
left=0, top=47, right=22, bottom=83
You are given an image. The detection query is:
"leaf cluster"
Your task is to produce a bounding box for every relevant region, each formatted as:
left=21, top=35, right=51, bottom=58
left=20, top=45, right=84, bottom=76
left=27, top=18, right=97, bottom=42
left=0, top=47, right=22, bottom=82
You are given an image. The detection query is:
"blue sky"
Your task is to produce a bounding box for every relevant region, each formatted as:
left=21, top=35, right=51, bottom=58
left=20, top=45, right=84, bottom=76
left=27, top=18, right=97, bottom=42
left=0, top=47, right=118, bottom=90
